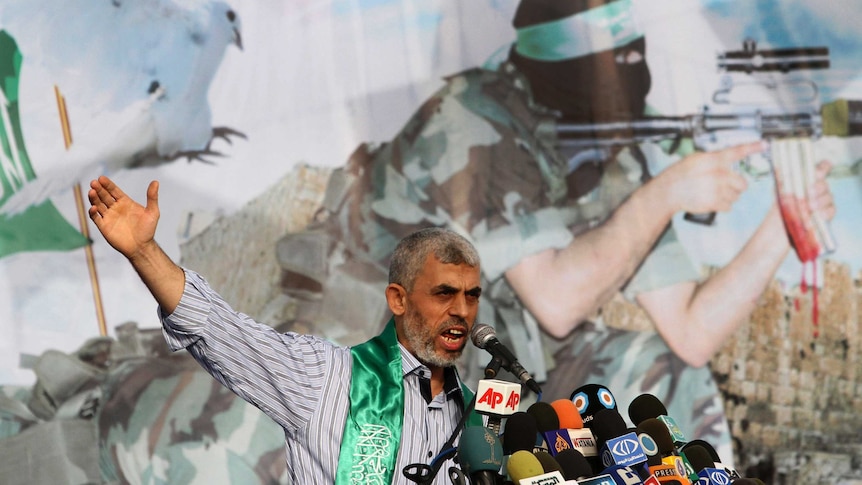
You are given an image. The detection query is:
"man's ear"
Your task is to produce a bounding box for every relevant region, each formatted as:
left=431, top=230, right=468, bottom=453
left=385, top=283, right=407, bottom=316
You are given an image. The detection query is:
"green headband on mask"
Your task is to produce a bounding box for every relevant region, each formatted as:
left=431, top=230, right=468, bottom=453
left=515, top=0, right=643, bottom=61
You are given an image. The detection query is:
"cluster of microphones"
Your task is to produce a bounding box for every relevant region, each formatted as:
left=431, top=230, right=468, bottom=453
left=405, top=324, right=767, bottom=485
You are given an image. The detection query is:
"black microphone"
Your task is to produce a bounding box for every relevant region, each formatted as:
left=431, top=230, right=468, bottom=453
left=471, top=324, right=542, bottom=394
left=570, top=384, right=617, bottom=429
left=679, top=439, right=740, bottom=480
left=502, top=411, right=539, bottom=456
left=533, top=450, right=563, bottom=475
left=628, top=394, right=668, bottom=427
left=627, top=393, right=686, bottom=447
left=526, top=401, right=560, bottom=433
left=555, top=449, right=594, bottom=481
left=526, top=401, right=558, bottom=452
left=682, top=444, right=732, bottom=484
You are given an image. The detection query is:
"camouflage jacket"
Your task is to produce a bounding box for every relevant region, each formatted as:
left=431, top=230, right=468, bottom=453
left=278, top=62, right=698, bottom=386
left=0, top=327, right=287, bottom=484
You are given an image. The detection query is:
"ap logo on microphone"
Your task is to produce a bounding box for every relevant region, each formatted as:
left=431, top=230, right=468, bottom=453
left=474, top=379, right=520, bottom=416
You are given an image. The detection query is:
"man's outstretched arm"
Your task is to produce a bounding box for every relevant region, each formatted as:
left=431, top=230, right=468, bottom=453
left=88, top=175, right=185, bottom=314
left=88, top=175, right=339, bottom=432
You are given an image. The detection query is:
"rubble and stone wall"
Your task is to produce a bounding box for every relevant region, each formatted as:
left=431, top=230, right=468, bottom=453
left=713, top=260, right=862, bottom=483
left=603, top=261, right=862, bottom=483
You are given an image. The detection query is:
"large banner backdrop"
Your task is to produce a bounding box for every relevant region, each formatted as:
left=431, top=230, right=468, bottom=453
left=1, top=0, right=861, bottom=483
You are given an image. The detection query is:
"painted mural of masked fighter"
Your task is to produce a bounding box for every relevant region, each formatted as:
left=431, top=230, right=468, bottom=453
left=273, top=0, right=835, bottom=465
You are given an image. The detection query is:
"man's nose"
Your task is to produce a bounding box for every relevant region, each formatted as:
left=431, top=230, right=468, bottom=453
left=449, top=293, right=470, bottom=318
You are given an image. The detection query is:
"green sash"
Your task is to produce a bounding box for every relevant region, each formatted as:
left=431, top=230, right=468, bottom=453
left=336, top=318, right=481, bottom=484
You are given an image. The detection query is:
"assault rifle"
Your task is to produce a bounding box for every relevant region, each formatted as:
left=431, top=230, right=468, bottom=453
left=554, top=99, right=860, bottom=154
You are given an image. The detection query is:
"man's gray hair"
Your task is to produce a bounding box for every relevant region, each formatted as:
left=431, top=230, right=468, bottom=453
left=389, top=227, right=480, bottom=291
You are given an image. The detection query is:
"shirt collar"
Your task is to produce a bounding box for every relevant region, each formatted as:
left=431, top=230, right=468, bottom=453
left=399, top=343, right=464, bottom=405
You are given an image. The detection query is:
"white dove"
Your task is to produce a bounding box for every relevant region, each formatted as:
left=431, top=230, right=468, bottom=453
left=0, top=0, right=243, bottom=215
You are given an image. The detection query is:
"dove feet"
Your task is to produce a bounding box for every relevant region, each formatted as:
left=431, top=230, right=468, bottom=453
left=174, top=126, right=247, bottom=164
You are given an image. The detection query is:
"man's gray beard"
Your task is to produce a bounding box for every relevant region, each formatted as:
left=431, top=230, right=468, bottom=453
left=402, top=306, right=463, bottom=368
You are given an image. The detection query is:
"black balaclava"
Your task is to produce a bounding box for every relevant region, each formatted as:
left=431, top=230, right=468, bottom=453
left=509, top=0, right=652, bottom=124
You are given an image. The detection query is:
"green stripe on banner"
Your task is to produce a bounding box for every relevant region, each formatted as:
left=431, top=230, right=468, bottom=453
left=0, top=30, right=88, bottom=258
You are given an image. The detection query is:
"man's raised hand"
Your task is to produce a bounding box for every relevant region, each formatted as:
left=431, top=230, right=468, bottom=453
left=88, top=176, right=160, bottom=260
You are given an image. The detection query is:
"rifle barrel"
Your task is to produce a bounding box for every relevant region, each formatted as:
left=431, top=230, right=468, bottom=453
left=555, top=111, right=820, bottom=148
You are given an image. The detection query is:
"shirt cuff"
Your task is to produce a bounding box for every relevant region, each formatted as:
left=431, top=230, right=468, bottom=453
left=159, top=269, right=211, bottom=351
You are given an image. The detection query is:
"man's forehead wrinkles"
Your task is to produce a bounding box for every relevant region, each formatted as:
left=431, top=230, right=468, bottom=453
left=414, top=259, right=481, bottom=292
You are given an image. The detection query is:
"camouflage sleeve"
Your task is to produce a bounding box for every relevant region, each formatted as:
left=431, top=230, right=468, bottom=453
left=363, top=68, right=573, bottom=282
left=159, top=269, right=347, bottom=433
left=470, top=207, right=574, bottom=281
left=621, top=223, right=701, bottom=300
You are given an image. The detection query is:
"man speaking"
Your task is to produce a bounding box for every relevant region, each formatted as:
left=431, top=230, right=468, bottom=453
left=86, top=175, right=483, bottom=484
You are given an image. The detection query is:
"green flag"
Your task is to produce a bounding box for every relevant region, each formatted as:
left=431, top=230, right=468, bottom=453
left=0, top=30, right=89, bottom=258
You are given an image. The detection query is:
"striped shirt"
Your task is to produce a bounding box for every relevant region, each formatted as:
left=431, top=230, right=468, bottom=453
left=160, top=269, right=469, bottom=484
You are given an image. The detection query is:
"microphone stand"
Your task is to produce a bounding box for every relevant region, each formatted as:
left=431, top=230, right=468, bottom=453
left=403, top=393, right=478, bottom=484
left=483, top=355, right=504, bottom=380
left=483, top=356, right=505, bottom=435
left=484, top=354, right=542, bottom=399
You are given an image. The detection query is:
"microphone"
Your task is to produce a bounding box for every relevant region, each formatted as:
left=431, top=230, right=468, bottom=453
left=507, top=450, right=545, bottom=479
left=628, top=394, right=667, bottom=427
left=471, top=324, right=542, bottom=394
left=591, top=409, right=647, bottom=470
left=679, top=440, right=719, bottom=462
left=527, top=401, right=560, bottom=432
left=678, top=440, right=740, bottom=481
left=570, top=384, right=618, bottom=428
left=475, top=378, right=522, bottom=433
left=627, top=394, right=686, bottom=447
left=587, top=412, right=658, bottom=484
left=458, top=426, right=504, bottom=485
left=545, top=398, right=599, bottom=471
left=555, top=449, right=594, bottom=481
left=507, top=450, right=567, bottom=484
left=527, top=401, right=559, bottom=452
left=550, top=399, right=584, bottom=430
left=542, top=399, right=599, bottom=461
left=635, top=425, right=662, bottom=468
left=499, top=411, right=537, bottom=480
left=680, top=444, right=730, bottom=485
left=502, top=412, right=539, bottom=455
left=636, top=418, right=693, bottom=484
left=534, top=450, right=564, bottom=475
